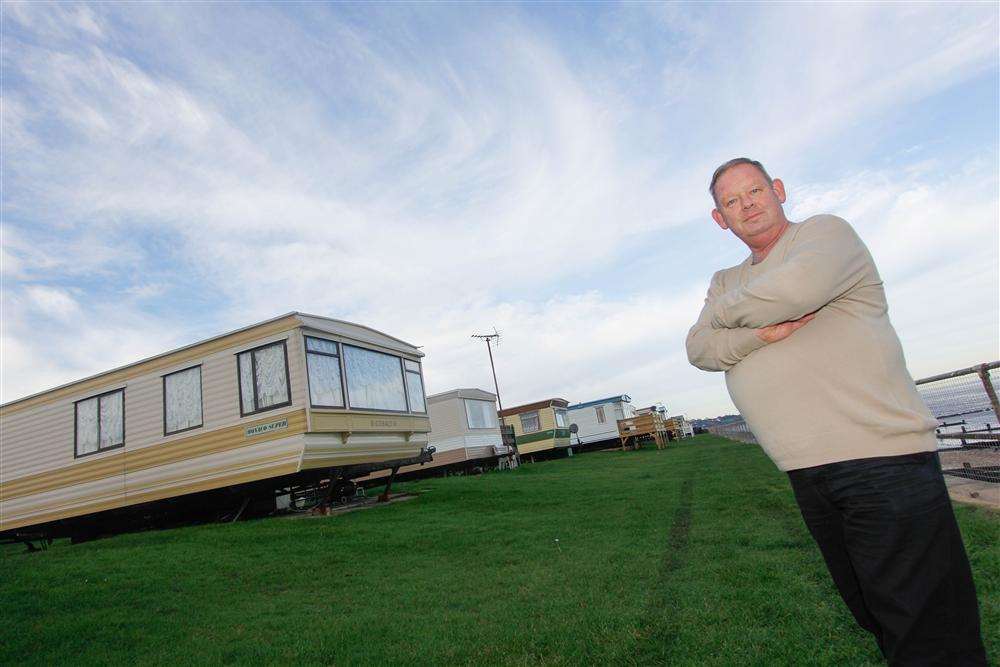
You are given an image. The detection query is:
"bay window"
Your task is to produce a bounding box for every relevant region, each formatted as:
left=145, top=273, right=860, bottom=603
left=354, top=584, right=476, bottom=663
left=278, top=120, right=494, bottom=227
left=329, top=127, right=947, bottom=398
left=343, top=344, right=407, bottom=412
left=404, top=359, right=426, bottom=413
left=306, top=336, right=345, bottom=408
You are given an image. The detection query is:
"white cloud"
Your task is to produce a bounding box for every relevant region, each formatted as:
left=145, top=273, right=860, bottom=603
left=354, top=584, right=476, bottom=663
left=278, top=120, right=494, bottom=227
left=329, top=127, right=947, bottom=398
left=23, top=286, right=81, bottom=321
left=788, top=162, right=999, bottom=382
left=1, top=2, right=997, bottom=419
left=0, top=285, right=182, bottom=403
left=4, top=1, right=105, bottom=42
left=788, top=162, right=999, bottom=284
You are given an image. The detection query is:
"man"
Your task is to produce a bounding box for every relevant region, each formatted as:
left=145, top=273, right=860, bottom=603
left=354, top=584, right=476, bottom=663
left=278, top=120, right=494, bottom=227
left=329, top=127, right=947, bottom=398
left=686, top=158, right=987, bottom=665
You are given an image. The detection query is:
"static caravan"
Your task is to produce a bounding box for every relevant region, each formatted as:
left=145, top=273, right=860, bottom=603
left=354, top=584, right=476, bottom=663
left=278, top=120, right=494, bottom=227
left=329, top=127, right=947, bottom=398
left=499, top=398, right=571, bottom=455
left=426, top=388, right=510, bottom=465
left=0, top=313, right=432, bottom=538
left=366, top=388, right=511, bottom=479
left=567, top=395, right=636, bottom=446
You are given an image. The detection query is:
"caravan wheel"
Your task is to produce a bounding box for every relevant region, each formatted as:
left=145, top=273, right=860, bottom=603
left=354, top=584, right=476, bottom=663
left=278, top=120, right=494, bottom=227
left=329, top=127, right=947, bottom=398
left=332, top=480, right=359, bottom=505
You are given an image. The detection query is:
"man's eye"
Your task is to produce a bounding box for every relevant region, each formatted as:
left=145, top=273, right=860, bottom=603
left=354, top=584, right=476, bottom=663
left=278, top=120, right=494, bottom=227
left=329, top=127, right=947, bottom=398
left=726, top=199, right=736, bottom=207
left=751, top=187, right=761, bottom=194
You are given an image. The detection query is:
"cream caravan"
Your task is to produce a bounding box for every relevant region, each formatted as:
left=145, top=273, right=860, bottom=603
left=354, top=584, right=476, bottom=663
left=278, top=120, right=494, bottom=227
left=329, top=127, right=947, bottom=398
left=0, top=313, right=432, bottom=539
left=363, top=388, right=512, bottom=480
left=425, top=388, right=511, bottom=466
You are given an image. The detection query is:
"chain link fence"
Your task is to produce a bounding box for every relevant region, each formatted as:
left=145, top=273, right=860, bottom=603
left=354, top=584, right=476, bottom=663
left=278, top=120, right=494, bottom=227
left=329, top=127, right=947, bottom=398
left=706, top=420, right=758, bottom=444
left=916, top=362, right=999, bottom=485
left=705, top=361, right=1000, bottom=487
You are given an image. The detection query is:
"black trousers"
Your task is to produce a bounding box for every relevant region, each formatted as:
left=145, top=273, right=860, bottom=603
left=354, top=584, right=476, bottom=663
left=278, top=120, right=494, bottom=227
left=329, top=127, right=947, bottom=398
left=787, top=452, right=987, bottom=666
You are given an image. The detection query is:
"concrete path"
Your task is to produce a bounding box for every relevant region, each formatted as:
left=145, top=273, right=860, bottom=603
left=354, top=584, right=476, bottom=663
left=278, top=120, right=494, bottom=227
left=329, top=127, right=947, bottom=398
left=945, top=474, right=999, bottom=510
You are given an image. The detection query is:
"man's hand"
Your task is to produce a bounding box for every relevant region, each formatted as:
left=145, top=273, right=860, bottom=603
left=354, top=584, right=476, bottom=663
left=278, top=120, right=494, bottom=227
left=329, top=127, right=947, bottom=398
left=756, top=312, right=816, bottom=344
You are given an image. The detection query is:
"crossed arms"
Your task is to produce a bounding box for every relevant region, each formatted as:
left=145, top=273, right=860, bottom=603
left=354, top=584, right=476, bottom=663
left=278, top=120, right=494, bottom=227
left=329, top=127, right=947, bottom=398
left=685, top=216, right=874, bottom=372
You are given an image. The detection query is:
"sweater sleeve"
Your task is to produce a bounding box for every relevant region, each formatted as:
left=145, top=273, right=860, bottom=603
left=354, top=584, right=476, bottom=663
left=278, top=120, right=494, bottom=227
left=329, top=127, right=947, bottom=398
left=711, top=216, right=873, bottom=329
left=686, top=271, right=768, bottom=372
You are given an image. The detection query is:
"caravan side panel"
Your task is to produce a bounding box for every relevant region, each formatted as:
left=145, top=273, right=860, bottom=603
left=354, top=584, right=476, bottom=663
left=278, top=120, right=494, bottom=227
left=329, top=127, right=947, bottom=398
left=121, top=330, right=308, bottom=506
left=427, top=399, right=465, bottom=451
left=1, top=391, right=126, bottom=532
left=568, top=402, right=621, bottom=444
left=0, top=328, right=308, bottom=532
left=514, top=408, right=557, bottom=454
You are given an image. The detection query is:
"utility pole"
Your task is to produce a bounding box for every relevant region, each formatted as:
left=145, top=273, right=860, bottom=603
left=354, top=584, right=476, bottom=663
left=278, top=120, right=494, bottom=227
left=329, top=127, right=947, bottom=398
left=472, top=329, right=518, bottom=465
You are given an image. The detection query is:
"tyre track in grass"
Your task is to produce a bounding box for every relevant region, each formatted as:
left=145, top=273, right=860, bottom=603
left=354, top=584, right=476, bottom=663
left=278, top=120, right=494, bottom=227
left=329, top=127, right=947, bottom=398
left=629, top=477, right=694, bottom=663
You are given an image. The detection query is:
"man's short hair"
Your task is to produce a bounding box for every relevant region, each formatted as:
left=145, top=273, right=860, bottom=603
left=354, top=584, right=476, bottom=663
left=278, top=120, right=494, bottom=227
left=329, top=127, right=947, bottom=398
left=709, top=158, right=773, bottom=204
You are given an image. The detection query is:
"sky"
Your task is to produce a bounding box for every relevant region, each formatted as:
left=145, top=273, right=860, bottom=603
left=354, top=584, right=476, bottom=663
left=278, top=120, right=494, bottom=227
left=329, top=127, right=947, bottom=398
left=2, top=1, right=998, bottom=418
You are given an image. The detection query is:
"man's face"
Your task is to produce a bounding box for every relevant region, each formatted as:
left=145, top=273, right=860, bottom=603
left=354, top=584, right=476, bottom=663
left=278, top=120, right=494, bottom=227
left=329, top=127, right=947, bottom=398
left=711, top=164, right=788, bottom=247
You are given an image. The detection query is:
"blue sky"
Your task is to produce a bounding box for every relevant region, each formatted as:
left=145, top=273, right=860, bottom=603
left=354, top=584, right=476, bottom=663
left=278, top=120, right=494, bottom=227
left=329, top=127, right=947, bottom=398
left=2, top=2, right=998, bottom=417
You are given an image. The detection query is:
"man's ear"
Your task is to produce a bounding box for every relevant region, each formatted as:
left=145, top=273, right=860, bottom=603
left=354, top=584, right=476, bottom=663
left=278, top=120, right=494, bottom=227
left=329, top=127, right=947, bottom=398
left=711, top=209, right=728, bottom=230
left=772, top=178, right=786, bottom=204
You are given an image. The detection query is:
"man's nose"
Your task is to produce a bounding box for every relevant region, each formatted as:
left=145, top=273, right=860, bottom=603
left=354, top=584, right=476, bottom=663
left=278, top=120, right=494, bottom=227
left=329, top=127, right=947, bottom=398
left=742, top=198, right=754, bottom=209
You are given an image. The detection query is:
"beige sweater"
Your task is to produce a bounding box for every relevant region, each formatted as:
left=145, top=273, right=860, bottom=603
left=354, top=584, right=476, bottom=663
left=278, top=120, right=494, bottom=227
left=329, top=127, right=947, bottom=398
left=686, top=214, right=938, bottom=471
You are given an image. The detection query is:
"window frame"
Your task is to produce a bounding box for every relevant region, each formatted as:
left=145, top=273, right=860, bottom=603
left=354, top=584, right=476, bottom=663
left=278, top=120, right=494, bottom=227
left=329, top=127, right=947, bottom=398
left=554, top=408, right=567, bottom=428
left=520, top=410, right=540, bottom=434
left=403, top=358, right=427, bottom=414
left=74, top=388, right=126, bottom=459
left=341, top=343, right=410, bottom=414
left=236, top=340, right=293, bottom=418
left=304, top=335, right=347, bottom=409
left=162, top=365, right=204, bottom=436
left=595, top=406, right=606, bottom=424
left=465, top=398, right=498, bottom=430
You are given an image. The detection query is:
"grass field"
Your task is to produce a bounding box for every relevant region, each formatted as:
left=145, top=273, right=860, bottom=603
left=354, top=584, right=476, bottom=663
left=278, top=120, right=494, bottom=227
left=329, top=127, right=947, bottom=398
left=2, top=435, right=996, bottom=665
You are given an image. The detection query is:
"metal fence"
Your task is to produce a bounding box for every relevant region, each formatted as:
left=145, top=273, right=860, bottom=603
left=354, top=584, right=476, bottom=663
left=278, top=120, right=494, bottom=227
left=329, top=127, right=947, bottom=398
left=705, top=361, right=1000, bottom=486
left=706, top=420, right=758, bottom=444
left=916, top=361, right=999, bottom=485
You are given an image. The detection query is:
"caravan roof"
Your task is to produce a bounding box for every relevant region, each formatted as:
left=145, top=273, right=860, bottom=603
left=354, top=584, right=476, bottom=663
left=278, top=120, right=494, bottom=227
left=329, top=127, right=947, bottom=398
left=499, top=398, right=569, bottom=417
left=426, top=388, right=497, bottom=404
left=568, top=395, right=632, bottom=410
left=2, top=312, right=421, bottom=412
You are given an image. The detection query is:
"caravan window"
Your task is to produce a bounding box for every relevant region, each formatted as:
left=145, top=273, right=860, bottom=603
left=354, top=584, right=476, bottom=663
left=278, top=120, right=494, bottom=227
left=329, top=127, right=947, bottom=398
left=555, top=409, right=567, bottom=428
left=520, top=411, right=540, bottom=434
left=75, top=389, right=124, bottom=457
left=343, top=345, right=407, bottom=411
left=595, top=406, right=606, bottom=424
left=404, top=359, right=426, bottom=413
left=305, top=336, right=345, bottom=408
left=237, top=341, right=292, bottom=416
left=163, top=366, right=203, bottom=435
left=465, top=399, right=498, bottom=429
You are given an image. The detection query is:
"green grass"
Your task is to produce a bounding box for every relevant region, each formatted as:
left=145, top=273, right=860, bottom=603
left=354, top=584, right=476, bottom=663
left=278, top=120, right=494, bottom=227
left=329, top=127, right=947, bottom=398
left=1, top=435, right=996, bottom=665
